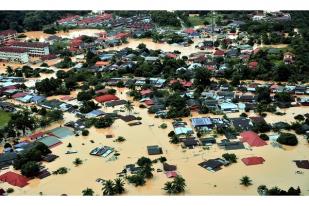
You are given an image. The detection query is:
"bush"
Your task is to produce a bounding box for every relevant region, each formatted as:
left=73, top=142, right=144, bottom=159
left=222, top=153, right=237, bottom=163
left=6, top=188, right=14, bottom=193
left=139, top=104, right=146, bottom=108
left=159, top=123, right=167, bottom=129
left=168, top=131, right=175, bottom=137
left=21, top=161, right=40, bottom=177
left=53, top=167, right=68, bottom=175
left=127, top=174, right=146, bottom=186
left=240, top=113, right=248, bottom=117
left=82, top=130, right=89, bottom=136
left=277, top=133, right=298, bottom=146
left=260, top=133, right=269, bottom=141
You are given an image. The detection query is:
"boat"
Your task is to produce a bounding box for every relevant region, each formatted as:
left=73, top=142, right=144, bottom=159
left=90, top=147, right=100, bottom=155
left=65, top=150, right=78, bottom=154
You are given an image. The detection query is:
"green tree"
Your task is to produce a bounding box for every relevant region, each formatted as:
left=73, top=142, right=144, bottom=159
left=124, top=101, right=134, bottom=115
left=114, top=178, right=125, bottom=194
left=240, top=176, right=252, bottom=187
left=102, top=180, right=115, bottom=196
left=21, top=161, right=40, bottom=177
left=73, top=158, right=83, bottom=166
left=82, top=188, right=94, bottom=196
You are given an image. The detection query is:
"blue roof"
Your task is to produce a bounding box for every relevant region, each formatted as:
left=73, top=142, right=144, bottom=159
left=87, top=109, right=105, bottom=117
left=191, top=118, right=212, bottom=127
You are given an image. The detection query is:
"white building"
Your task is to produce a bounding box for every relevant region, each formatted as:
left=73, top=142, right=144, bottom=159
left=0, top=30, right=17, bottom=44
left=0, top=47, right=29, bottom=63
left=10, top=42, right=50, bottom=56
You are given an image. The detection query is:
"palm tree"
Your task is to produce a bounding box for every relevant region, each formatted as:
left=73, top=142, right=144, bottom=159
left=73, top=158, right=83, bottom=166
left=240, top=176, right=252, bottom=187
left=113, top=178, right=125, bottom=194
left=163, top=181, right=174, bottom=195
left=173, top=176, right=186, bottom=193
left=82, top=188, right=94, bottom=196
left=102, top=180, right=115, bottom=196
left=124, top=101, right=134, bottom=115
left=141, top=165, right=154, bottom=179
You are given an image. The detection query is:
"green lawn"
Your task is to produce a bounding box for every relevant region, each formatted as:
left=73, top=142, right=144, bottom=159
left=0, top=110, right=11, bottom=128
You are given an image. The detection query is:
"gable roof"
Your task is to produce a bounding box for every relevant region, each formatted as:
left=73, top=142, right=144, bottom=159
left=242, top=156, right=265, bottom=165
left=240, top=131, right=267, bottom=147
left=0, top=171, right=29, bottom=188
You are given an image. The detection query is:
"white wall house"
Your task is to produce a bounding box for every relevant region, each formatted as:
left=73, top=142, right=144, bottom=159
left=0, top=47, right=29, bottom=63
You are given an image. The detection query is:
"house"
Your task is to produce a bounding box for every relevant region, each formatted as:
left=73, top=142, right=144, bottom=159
left=198, top=158, right=227, bottom=172
left=283, top=52, right=295, bottom=64
left=240, top=131, right=267, bottom=147
left=238, top=95, right=255, bottom=103
left=219, top=102, right=239, bottom=112
left=145, top=56, right=159, bottom=62
left=203, top=99, right=219, bottom=111
left=0, top=152, right=17, bottom=169
left=230, top=117, right=253, bottom=131
left=191, top=117, right=212, bottom=129
left=86, top=109, right=105, bottom=118
left=147, top=145, right=163, bottom=155
left=217, top=91, right=235, bottom=100
left=217, top=140, right=245, bottom=150
left=0, top=171, right=29, bottom=188
left=295, top=86, right=306, bottom=95
left=248, top=61, right=258, bottom=70
left=213, top=49, right=225, bottom=57
left=242, top=156, right=265, bottom=166
left=180, top=137, right=199, bottom=148
left=174, top=126, right=193, bottom=136
left=30, top=95, right=46, bottom=104
left=10, top=41, right=50, bottom=56
left=200, top=137, right=216, bottom=145
left=186, top=99, right=201, bottom=111
left=37, top=135, right=62, bottom=148
left=95, top=94, right=119, bottom=103
left=163, top=163, right=177, bottom=172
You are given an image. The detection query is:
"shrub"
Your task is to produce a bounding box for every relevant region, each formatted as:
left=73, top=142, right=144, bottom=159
left=277, top=133, right=298, bottom=146
left=82, top=130, right=89, bottom=136
left=168, top=131, right=175, bottom=137
left=6, top=188, right=14, bottom=193
left=259, top=133, right=269, bottom=141
left=159, top=123, right=167, bottom=129
left=222, top=153, right=237, bottom=163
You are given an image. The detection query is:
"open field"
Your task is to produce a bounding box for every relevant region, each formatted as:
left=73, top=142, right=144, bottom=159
left=0, top=111, right=11, bottom=128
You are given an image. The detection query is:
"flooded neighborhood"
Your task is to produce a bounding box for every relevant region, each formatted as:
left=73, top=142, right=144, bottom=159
left=0, top=10, right=308, bottom=197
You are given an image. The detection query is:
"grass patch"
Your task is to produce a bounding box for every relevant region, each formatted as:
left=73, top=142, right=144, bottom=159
left=0, top=111, right=11, bottom=128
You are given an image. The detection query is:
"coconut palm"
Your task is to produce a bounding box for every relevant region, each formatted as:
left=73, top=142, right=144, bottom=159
left=163, top=181, right=174, bottom=195
left=82, top=188, right=94, bottom=196
left=124, top=101, right=134, bottom=115
left=172, top=176, right=186, bottom=193
left=73, top=158, right=83, bottom=166
left=141, top=164, right=154, bottom=179
left=113, top=178, right=125, bottom=194
left=102, top=180, right=115, bottom=196
left=240, top=176, right=252, bottom=186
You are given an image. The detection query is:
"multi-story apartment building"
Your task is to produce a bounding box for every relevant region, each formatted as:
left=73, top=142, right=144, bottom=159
left=10, top=41, right=50, bottom=56
left=0, top=47, right=29, bottom=63
left=0, top=30, right=18, bottom=44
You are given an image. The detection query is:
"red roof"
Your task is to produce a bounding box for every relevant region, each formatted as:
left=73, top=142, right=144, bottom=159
left=0, top=172, right=29, bottom=188
left=95, top=94, right=119, bottom=103
left=144, top=99, right=154, bottom=106
left=248, top=61, right=258, bottom=70
left=0, top=29, right=17, bottom=36
left=184, top=28, right=196, bottom=34
left=166, top=171, right=178, bottom=178
left=170, top=80, right=193, bottom=87
left=213, top=49, right=225, bottom=56
left=60, top=95, right=74, bottom=101
left=242, top=156, right=265, bottom=166
left=166, top=53, right=177, bottom=59
left=27, top=132, right=45, bottom=141
left=11, top=92, right=28, bottom=99
left=240, top=131, right=267, bottom=147
left=140, top=89, right=152, bottom=96
left=0, top=47, right=27, bottom=53
left=57, top=15, right=80, bottom=24
left=95, top=61, right=110, bottom=67
left=11, top=41, right=49, bottom=48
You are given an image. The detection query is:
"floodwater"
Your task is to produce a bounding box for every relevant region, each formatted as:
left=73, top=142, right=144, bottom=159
left=104, top=38, right=206, bottom=57
left=1, top=87, right=308, bottom=196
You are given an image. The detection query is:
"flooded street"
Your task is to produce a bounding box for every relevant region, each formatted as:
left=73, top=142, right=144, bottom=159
left=2, top=88, right=308, bottom=196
